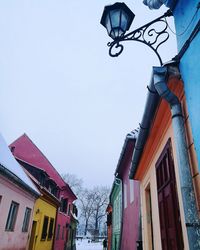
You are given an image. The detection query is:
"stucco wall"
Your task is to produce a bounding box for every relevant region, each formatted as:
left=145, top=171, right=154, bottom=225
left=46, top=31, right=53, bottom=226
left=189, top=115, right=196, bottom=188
left=54, top=211, right=70, bottom=250
left=121, top=156, right=140, bottom=250
left=54, top=189, right=73, bottom=250
left=173, top=0, right=200, bottom=173
left=31, top=197, right=57, bottom=250
left=140, top=123, right=189, bottom=250
left=0, top=175, right=36, bottom=250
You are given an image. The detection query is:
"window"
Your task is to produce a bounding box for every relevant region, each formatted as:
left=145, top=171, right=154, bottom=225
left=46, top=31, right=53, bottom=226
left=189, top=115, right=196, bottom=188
left=68, top=204, right=71, bottom=215
left=130, top=180, right=134, bottom=203
left=39, top=173, right=46, bottom=186
left=41, top=216, right=49, bottom=240
left=113, top=194, right=121, bottom=231
left=56, top=224, right=60, bottom=240
left=5, top=201, right=19, bottom=231
left=51, top=187, right=58, bottom=197
left=22, top=207, right=32, bottom=232
left=124, top=183, right=127, bottom=209
left=48, top=218, right=54, bottom=240
left=62, top=226, right=65, bottom=240
left=60, top=198, right=68, bottom=213
left=0, top=195, right=2, bottom=205
left=145, top=184, right=154, bottom=250
left=107, top=212, right=112, bottom=226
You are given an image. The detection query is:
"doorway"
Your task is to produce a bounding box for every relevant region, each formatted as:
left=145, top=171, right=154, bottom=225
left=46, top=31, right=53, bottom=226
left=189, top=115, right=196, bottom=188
left=145, top=184, right=154, bottom=250
left=29, top=220, right=37, bottom=250
left=156, top=140, right=184, bottom=250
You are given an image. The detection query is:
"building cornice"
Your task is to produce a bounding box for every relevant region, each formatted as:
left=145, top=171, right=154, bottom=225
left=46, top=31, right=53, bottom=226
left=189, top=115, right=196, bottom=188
left=0, top=164, right=40, bottom=198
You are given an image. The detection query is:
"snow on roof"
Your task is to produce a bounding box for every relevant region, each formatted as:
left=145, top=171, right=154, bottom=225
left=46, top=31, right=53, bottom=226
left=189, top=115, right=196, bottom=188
left=0, top=133, right=39, bottom=194
left=126, top=128, right=139, bottom=139
left=114, top=128, right=139, bottom=176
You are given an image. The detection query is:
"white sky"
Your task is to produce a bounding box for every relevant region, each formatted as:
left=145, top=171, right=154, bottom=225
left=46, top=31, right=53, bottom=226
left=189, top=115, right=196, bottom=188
left=0, top=0, right=177, bottom=188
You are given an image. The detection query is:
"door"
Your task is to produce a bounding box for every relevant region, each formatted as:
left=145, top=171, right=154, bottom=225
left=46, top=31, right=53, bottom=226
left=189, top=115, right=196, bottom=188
left=29, top=221, right=37, bottom=250
left=145, top=184, right=154, bottom=250
left=156, top=140, right=184, bottom=250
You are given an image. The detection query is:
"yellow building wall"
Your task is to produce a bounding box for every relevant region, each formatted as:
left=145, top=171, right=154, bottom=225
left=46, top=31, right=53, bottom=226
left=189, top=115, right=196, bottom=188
left=31, top=197, right=57, bottom=250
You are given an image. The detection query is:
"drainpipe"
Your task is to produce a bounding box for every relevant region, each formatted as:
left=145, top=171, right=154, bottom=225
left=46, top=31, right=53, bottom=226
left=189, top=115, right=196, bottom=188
left=153, top=65, right=200, bottom=249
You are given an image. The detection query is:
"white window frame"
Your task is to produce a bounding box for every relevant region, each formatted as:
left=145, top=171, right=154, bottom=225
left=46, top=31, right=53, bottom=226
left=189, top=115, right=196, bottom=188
left=124, top=183, right=127, bottom=209
left=5, top=201, right=19, bottom=231
left=130, top=179, right=134, bottom=203
left=22, top=207, right=32, bottom=232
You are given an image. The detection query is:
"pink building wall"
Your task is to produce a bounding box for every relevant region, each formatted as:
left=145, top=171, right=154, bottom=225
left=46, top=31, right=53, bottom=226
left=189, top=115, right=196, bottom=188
left=54, top=210, right=71, bottom=250
left=0, top=175, right=36, bottom=250
left=54, top=189, right=74, bottom=250
left=121, top=166, right=140, bottom=250
left=10, top=134, right=77, bottom=250
left=116, top=138, right=140, bottom=250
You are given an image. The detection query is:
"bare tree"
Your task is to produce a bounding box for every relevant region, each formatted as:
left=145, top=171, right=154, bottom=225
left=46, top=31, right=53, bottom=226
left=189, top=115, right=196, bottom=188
left=78, top=188, right=97, bottom=236
left=61, top=174, right=110, bottom=238
left=90, top=186, right=110, bottom=239
left=62, top=173, right=83, bottom=197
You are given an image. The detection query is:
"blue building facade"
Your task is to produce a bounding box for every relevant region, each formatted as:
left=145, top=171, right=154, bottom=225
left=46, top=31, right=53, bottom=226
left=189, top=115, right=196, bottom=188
left=173, top=0, right=200, bottom=172
left=143, top=0, right=200, bottom=249
left=145, top=0, right=200, bottom=174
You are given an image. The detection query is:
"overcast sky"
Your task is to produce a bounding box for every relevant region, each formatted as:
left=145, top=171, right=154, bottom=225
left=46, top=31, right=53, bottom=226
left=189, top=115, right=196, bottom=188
left=0, top=0, right=177, bottom=188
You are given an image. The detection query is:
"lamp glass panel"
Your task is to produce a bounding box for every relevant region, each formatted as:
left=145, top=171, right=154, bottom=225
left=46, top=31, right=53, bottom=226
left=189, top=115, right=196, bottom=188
left=113, top=28, right=119, bottom=39
left=105, top=14, right=111, bottom=35
left=118, top=28, right=124, bottom=37
left=110, top=30, right=115, bottom=40
left=121, top=11, right=129, bottom=32
left=110, top=9, right=121, bottom=28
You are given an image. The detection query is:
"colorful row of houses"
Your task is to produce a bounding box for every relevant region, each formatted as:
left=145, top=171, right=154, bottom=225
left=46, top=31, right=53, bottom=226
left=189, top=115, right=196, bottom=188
left=106, top=130, right=141, bottom=250
left=106, top=0, right=200, bottom=250
left=0, top=133, right=78, bottom=250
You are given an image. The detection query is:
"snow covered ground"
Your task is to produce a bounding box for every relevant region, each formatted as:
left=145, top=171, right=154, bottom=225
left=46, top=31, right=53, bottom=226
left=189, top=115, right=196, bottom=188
left=76, top=239, right=103, bottom=250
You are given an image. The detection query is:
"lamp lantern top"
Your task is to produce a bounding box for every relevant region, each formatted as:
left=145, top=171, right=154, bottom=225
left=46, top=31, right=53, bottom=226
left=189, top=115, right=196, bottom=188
left=100, top=2, right=135, bottom=40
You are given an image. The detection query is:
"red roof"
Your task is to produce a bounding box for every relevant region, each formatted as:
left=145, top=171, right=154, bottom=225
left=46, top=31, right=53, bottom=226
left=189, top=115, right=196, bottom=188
left=10, top=134, right=76, bottom=200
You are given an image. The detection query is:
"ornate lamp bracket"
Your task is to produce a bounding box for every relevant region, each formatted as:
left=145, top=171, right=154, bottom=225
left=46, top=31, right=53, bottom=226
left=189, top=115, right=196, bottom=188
left=107, top=10, right=173, bottom=66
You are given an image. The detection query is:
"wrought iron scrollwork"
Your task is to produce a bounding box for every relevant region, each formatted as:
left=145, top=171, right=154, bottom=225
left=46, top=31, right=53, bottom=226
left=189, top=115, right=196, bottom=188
left=108, top=10, right=173, bottom=65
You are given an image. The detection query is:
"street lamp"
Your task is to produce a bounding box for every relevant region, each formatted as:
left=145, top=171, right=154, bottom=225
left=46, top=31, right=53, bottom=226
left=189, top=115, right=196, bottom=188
left=100, top=2, right=173, bottom=65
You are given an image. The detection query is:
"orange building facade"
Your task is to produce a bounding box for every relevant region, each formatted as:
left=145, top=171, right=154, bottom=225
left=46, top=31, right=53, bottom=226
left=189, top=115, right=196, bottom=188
left=130, top=65, right=200, bottom=249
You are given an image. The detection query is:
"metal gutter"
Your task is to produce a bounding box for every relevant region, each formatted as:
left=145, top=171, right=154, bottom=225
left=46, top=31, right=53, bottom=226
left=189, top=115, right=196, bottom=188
left=0, top=163, right=40, bottom=197
left=130, top=62, right=200, bottom=249
left=129, top=72, right=160, bottom=179
left=115, top=129, right=138, bottom=177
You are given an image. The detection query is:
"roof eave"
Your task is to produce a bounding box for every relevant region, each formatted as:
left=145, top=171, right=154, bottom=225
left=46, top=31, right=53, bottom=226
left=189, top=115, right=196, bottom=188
left=115, top=130, right=138, bottom=177
left=129, top=70, right=160, bottom=179
left=0, top=164, right=40, bottom=198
